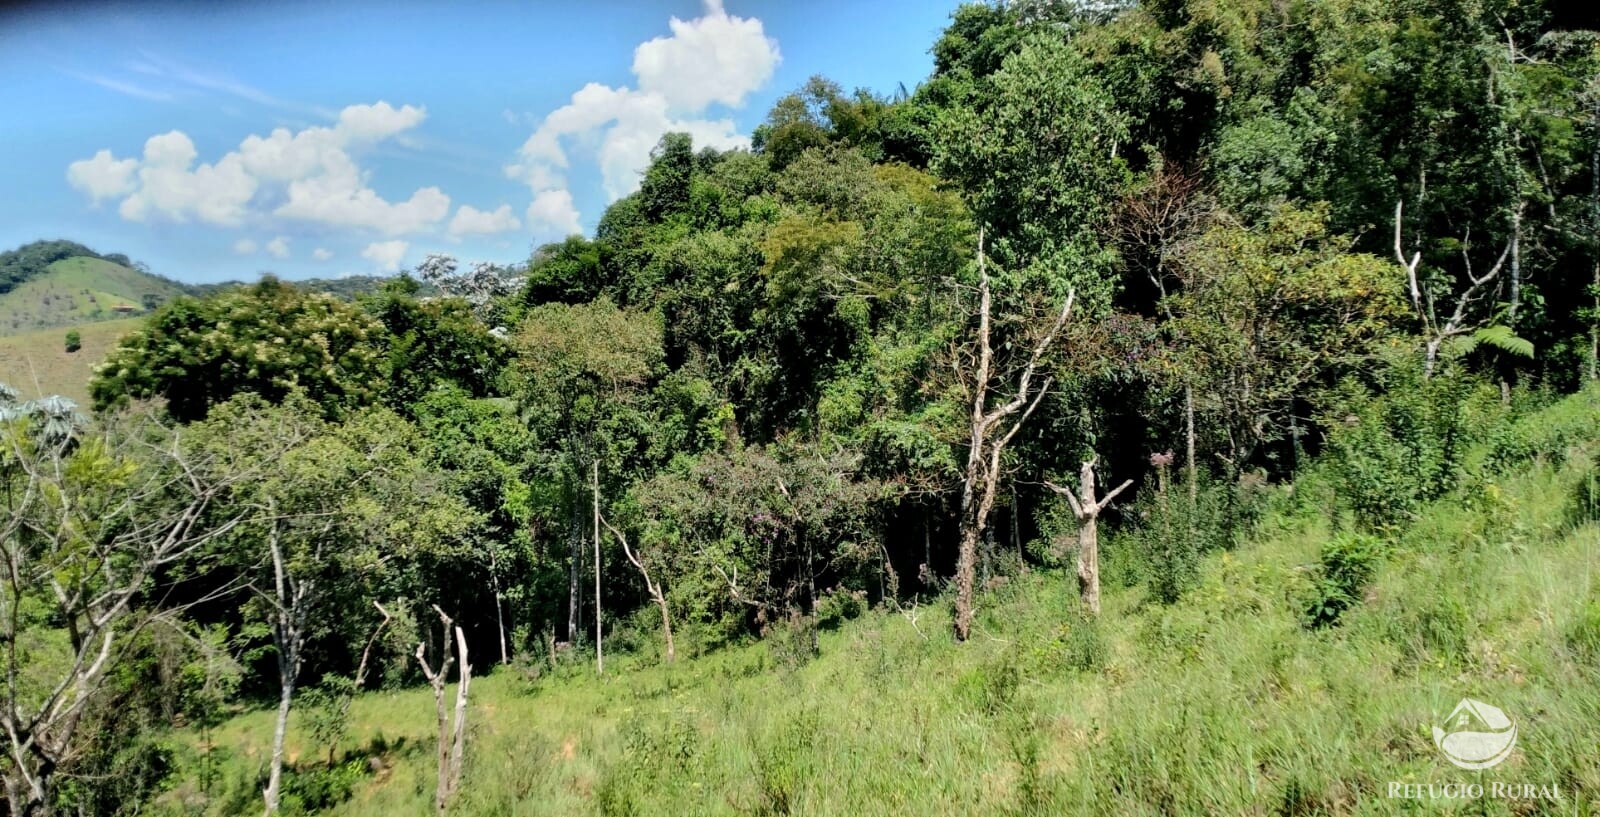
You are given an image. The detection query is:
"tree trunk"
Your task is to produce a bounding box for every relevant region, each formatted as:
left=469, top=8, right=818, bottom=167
left=489, top=552, right=509, bottom=665
left=417, top=608, right=469, bottom=815
left=952, top=230, right=1074, bottom=640
left=1591, top=262, right=1599, bottom=383
left=3, top=748, right=53, bottom=817
left=566, top=501, right=580, bottom=645
left=1185, top=385, right=1197, bottom=505
left=1046, top=459, right=1132, bottom=618
left=953, top=523, right=981, bottom=640
left=446, top=626, right=471, bottom=806
left=262, top=659, right=295, bottom=816
left=657, top=596, right=676, bottom=663
left=592, top=460, right=603, bottom=676
left=1074, top=462, right=1101, bottom=616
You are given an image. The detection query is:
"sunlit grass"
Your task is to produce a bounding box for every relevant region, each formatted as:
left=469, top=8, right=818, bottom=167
left=151, top=397, right=1600, bottom=816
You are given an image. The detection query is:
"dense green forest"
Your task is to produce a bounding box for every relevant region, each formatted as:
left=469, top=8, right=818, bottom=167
left=6, top=1, right=1600, bottom=814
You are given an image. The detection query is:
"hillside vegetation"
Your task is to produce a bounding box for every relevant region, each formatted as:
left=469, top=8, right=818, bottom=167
left=0, top=256, right=185, bottom=334
left=149, top=387, right=1600, bottom=816
left=0, top=318, right=142, bottom=404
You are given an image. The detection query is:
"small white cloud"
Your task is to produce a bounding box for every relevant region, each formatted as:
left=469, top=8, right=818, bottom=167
left=526, top=189, right=583, bottom=239
left=233, top=238, right=258, bottom=255
left=266, top=236, right=290, bottom=259
left=362, top=240, right=409, bottom=272
left=66, top=149, right=139, bottom=202
left=312, top=247, right=333, bottom=261
left=449, top=203, right=522, bottom=237
left=336, top=101, right=427, bottom=142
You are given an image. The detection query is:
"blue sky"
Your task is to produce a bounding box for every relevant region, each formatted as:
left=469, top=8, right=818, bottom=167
left=0, top=0, right=958, bottom=283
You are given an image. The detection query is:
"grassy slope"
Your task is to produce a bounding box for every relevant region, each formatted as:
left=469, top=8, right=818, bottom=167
left=0, top=317, right=140, bottom=404
left=155, top=392, right=1600, bottom=816
left=0, top=256, right=185, bottom=336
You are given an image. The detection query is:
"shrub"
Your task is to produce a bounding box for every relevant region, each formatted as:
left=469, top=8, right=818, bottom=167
left=1301, top=534, right=1385, bottom=629
left=1122, top=475, right=1238, bottom=604
left=1325, top=374, right=1495, bottom=531
left=814, top=588, right=867, bottom=631
left=64, top=329, right=81, bottom=353
left=1487, top=385, right=1600, bottom=470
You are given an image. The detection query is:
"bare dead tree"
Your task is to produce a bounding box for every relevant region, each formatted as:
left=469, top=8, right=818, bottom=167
left=600, top=515, right=675, bottom=662
left=1395, top=199, right=1525, bottom=377
left=416, top=605, right=471, bottom=816
left=953, top=229, right=1075, bottom=641
left=0, top=409, right=251, bottom=817
left=1046, top=458, right=1133, bottom=616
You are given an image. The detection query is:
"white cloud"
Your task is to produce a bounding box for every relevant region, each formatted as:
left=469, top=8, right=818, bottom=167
left=632, top=0, right=779, bottom=111
left=67, top=149, right=139, bottom=202
left=266, top=236, right=290, bottom=258
left=233, top=238, right=258, bottom=254
left=526, top=190, right=582, bottom=238
left=337, top=101, right=427, bottom=142
left=276, top=172, right=450, bottom=235
left=116, top=130, right=258, bottom=226
left=67, top=101, right=450, bottom=236
left=510, top=1, right=779, bottom=232
left=313, top=247, right=333, bottom=261
left=449, top=203, right=522, bottom=237
left=362, top=240, right=409, bottom=272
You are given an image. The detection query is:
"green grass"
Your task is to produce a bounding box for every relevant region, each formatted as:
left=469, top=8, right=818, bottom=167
left=150, top=393, right=1600, bottom=816
left=0, top=256, right=185, bottom=336
left=0, top=317, right=140, bottom=405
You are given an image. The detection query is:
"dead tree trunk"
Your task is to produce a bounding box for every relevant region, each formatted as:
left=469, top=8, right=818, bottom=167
left=1046, top=458, right=1132, bottom=616
left=416, top=605, right=471, bottom=815
left=592, top=460, right=603, bottom=676
left=953, top=229, right=1075, bottom=641
left=601, top=516, right=675, bottom=662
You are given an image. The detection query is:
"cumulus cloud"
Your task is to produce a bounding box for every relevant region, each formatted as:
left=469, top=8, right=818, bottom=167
left=266, top=236, right=290, bottom=258
left=526, top=190, right=582, bottom=238
left=313, top=247, right=333, bottom=261
left=510, top=0, right=779, bottom=236
left=336, top=102, right=426, bottom=141
left=449, top=203, right=522, bottom=237
left=66, top=101, right=450, bottom=235
left=66, top=149, right=139, bottom=203
left=117, top=131, right=257, bottom=226
left=632, top=0, right=778, bottom=111
left=362, top=240, right=409, bottom=272
left=277, top=172, right=450, bottom=235
left=233, top=238, right=258, bottom=255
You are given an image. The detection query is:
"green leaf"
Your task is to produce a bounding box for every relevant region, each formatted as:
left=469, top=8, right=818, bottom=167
left=1472, top=325, right=1534, bottom=359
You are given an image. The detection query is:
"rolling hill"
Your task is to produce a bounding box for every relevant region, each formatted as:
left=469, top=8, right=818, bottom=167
left=0, top=255, right=185, bottom=336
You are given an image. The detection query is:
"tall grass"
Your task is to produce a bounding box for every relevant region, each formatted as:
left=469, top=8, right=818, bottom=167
left=148, top=391, right=1600, bottom=815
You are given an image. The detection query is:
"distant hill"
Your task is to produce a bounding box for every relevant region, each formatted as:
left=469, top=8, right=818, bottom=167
left=0, top=239, right=144, bottom=296
left=0, top=256, right=188, bottom=335
left=188, top=274, right=425, bottom=301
